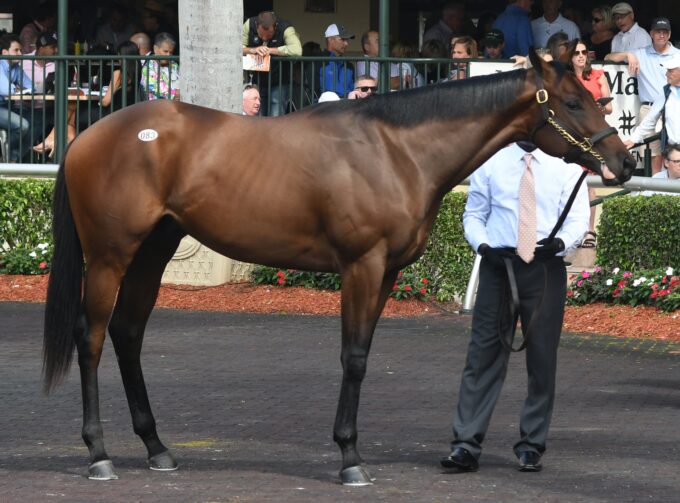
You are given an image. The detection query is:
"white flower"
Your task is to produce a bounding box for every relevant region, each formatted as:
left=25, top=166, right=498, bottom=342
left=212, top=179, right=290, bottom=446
left=633, top=279, right=641, bottom=287
left=29, top=251, right=37, bottom=258
left=42, top=249, right=48, bottom=255
left=606, top=279, right=613, bottom=286
left=639, top=276, right=647, bottom=283
left=612, top=267, right=620, bottom=274
left=37, top=243, right=48, bottom=250
left=666, top=267, right=674, bottom=276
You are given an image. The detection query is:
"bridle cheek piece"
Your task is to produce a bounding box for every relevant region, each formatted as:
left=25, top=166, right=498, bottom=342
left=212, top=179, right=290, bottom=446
left=532, top=89, right=617, bottom=164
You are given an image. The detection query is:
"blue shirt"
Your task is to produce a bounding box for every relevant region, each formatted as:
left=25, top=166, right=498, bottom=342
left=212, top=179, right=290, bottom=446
left=0, top=60, right=33, bottom=103
left=632, top=44, right=680, bottom=103
left=464, top=144, right=589, bottom=255
left=320, top=51, right=354, bottom=98
left=493, top=5, right=534, bottom=59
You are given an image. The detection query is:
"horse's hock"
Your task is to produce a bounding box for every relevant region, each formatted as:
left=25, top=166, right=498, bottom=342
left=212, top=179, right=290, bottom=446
left=161, top=236, right=253, bottom=286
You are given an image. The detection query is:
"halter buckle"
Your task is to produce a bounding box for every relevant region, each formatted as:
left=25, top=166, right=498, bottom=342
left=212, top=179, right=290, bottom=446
left=536, top=89, right=549, bottom=104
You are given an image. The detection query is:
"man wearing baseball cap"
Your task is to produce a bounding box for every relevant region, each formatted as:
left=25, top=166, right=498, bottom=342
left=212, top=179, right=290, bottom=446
left=607, top=17, right=679, bottom=173
left=320, top=23, right=355, bottom=98
left=482, top=29, right=505, bottom=59
left=610, top=3, right=651, bottom=52
left=625, top=53, right=680, bottom=154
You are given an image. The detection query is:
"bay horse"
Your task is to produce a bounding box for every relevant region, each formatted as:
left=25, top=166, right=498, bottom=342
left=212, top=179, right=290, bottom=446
left=43, top=52, right=635, bottom=484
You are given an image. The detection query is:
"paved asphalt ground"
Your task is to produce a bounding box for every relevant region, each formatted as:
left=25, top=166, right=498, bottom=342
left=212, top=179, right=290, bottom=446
left=1, top=301, right=680, bottom=503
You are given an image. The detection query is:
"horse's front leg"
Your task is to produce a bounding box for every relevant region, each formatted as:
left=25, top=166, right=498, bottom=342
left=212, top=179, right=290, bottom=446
left=334, top=255, right=398, bottom=486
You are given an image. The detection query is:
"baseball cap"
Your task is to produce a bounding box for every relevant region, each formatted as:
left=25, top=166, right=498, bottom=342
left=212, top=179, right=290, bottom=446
left=611, top=3, right=633, bottom=15
left=36, top=32, right=58, bottom=49
left=318, top=91, right=341, bottom=103
left=484, top=29, right=504, bottom=47
left=660, top=53, right=680, bottom=70
left=324, top=24, right=355, bottom=39
left=650, top=17, right=671, bottom=32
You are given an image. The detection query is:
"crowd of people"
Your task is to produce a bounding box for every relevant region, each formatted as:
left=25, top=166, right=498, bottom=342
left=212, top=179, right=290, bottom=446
left=1, top=1, right=180, bottom=161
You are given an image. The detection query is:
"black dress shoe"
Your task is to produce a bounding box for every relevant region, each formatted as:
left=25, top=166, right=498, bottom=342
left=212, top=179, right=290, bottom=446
left=440, top=447, right=479, bottom=471
left=518, top=451, right=542, bottom=472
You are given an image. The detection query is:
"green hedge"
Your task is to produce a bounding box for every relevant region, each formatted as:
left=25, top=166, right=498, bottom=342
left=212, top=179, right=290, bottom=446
left=597, top=195, right=680, bottom=271
left=2, top=178, right=679, bottom=304
left=0, top=179, right=54, bottom=274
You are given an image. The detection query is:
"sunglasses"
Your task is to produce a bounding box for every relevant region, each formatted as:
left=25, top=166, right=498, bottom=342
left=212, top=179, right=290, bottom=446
left=592, top=17, right=603, bottom=23
left=574, top=49, right=588, bottom=56
left=355, top=86, right=377, bottom=92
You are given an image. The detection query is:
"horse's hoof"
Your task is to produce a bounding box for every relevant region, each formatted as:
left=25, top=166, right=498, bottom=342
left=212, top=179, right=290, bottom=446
left=149, top=450, right=179, bottom=471
left=88, top=459, right=119, bottom=480
left=340, top=465, right=375, bottom=486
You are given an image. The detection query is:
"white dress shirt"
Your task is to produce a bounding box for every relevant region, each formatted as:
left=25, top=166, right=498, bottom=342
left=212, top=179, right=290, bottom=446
left=632, top=44, right=680, bottom=103
left=611, top=23, right=652, bottom=53
left=631, top=86, right=680, bottom=145
left=464, top=144, right=589, bottom=255
left=531, top=14, right=580, bottom=48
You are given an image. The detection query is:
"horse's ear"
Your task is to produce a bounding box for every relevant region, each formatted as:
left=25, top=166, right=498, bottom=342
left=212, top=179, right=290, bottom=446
left=528, top=48, right=545, bottom=76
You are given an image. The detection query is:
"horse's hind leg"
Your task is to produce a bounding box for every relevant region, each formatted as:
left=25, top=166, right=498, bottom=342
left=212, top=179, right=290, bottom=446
left=334, top=254, right=398, bottom=486
left=77, top=263, right=125, bottom=480
left=107, top=217, right=185, bottom=472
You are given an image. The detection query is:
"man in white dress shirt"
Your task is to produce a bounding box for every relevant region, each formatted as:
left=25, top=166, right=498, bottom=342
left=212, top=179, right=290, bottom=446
left=440, top=142, right=589, bottom=474
left=531, top=0, right=580, bottom=49
left=625, top=53, right=680, bottom=152
left=610, top=2, right=651, bottom=53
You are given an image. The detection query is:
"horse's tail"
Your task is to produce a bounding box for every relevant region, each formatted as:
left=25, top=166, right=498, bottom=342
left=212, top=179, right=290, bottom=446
left=43, top=154, right=83, bottom=393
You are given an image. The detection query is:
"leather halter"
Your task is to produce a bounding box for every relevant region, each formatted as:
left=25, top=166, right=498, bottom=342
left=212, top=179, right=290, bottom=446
left=530, top=71, right=617, bottom=164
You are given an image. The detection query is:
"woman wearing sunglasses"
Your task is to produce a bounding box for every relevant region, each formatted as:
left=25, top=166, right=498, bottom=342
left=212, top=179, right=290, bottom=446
left=566, top=38, right=613, bottom=248
left=585, top=6, right=616, bottom=61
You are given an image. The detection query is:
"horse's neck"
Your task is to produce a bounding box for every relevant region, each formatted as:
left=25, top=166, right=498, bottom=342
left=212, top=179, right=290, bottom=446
left=401, top=105, right=531, bottom=194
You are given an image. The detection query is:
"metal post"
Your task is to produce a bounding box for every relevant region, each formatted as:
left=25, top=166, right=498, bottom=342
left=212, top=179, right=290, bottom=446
left=378, top=0, right=390, bottom=94
left=55, top=0, right=68, bottom=161
left=461, top=253, right=482, bottom=314
left=643, top=144, right=652, bottom=177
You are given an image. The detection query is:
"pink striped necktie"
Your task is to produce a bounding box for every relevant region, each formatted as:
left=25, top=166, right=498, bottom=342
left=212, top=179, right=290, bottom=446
left=517, top=153, right=536, bottom=264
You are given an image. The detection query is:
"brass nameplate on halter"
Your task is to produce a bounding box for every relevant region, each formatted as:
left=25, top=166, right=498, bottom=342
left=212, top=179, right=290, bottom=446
left=536, top=90, right=549, bottom=104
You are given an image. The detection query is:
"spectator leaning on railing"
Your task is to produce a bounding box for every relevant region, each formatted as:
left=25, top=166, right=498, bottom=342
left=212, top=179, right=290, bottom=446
left=625, top=53, right=680, bottom=153
left=606, top=17, right=679, bottom=175
left=242, top=11, right=301, bottom=116
left=0, top=34, right=33, bottom=162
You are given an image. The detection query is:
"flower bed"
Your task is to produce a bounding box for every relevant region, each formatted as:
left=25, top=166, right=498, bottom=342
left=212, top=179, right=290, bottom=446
left=568, top=266, right=680, bottom=312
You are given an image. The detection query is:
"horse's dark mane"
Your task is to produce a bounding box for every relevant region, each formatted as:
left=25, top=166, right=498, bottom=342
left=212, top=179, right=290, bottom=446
left=310, top=69, right=528, bottom=127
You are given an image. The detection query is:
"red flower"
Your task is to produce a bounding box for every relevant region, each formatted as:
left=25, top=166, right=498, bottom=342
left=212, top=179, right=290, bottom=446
left=652, top=283, right=659, bottom=291
left=419, top=288, right=427, bottom=295
left=39, top=261, right=47, bottom=270
left=617, top=280, right=627, bottom=289
left=651, top=291, right=658, bottom=299
left=277, top=278, right=285, bottom=285
left=392, top=283, right=398, bottom=291
left=276, top=270, right=285, bottom=278
left=404, top=285, right=412, bottom=292
left=421, top=278, right=429, bottom=285
left=397, top=271, right=404, bottom=279
left=566, top=290, right=574, bottom=298
left=612, top=289, right=621, bottom=297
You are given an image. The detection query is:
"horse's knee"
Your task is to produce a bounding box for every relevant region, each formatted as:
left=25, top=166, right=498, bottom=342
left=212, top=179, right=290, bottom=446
left=342, top=353, right=368, bottom=382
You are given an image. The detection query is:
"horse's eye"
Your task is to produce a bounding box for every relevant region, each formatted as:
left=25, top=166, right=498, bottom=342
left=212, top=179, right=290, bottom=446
left=566, top=99, right=582, bottom=110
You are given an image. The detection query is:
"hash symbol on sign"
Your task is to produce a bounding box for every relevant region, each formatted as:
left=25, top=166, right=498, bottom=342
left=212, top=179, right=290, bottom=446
left=618, top=111, right=636, bottom=135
